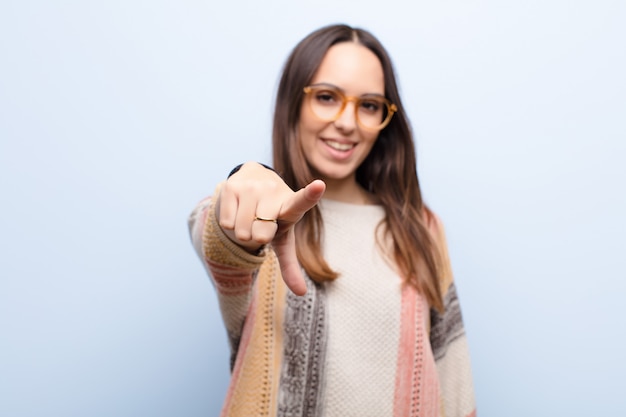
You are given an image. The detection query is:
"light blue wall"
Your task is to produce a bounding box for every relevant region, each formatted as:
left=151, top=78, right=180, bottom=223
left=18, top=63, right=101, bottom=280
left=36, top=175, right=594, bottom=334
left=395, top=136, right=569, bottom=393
left=1, top=1, right=625, bottom=416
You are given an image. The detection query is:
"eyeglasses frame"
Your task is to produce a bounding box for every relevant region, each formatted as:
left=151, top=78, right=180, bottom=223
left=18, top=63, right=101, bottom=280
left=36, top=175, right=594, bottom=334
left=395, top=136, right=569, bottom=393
left=303, top=84, right=398, bottom=131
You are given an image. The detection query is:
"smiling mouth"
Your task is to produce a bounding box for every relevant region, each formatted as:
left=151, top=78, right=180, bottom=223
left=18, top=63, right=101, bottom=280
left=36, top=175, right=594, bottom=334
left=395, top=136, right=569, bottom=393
left=323, top=139, right=355, bottom=151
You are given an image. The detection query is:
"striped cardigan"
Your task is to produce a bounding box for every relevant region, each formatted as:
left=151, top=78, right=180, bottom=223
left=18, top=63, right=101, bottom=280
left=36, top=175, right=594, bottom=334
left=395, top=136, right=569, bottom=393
left=189, top=191, right=476, bottom=417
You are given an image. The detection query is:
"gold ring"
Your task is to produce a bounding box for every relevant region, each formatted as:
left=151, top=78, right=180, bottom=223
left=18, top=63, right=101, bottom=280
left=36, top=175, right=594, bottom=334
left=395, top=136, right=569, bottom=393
left=254, top=216, right=278, bottom=224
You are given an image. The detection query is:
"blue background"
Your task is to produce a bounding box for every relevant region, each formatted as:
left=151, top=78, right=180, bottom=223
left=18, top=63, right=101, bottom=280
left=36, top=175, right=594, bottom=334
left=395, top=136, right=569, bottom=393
left=1, top=1, right=625, bottom=415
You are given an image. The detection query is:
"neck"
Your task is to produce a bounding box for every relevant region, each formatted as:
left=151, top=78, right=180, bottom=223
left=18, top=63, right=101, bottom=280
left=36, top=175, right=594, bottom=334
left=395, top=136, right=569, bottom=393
left=322, top=177, right=378, bottom=205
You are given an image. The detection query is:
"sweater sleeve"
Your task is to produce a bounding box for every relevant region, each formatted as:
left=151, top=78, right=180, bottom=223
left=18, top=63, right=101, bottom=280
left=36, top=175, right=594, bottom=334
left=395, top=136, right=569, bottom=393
left=428, top=214, right=477, bottom=417
left=188, top=183, right=267, bottom=368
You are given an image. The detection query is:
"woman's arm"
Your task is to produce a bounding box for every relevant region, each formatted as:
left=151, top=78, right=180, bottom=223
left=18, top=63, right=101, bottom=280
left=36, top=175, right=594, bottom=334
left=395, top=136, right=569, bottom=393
left=427, top=214, right=477, bottom=417
left=188, top=187, right=265, bottom=364
left=188, top=162, right=325, bottom=366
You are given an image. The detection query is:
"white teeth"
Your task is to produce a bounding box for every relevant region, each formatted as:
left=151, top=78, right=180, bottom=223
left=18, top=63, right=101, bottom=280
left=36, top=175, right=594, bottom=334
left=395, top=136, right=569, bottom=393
left=325, top=140, right=354, bottom=151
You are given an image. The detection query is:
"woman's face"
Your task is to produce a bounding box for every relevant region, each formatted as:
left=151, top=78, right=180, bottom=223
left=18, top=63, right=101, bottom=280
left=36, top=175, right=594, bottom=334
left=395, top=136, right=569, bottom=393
left=298, top=42, right=384, bottom=187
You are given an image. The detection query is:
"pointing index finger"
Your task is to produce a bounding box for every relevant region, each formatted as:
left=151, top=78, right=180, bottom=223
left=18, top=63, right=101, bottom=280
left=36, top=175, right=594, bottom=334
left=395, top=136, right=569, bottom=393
left=279, top=180, right=326, bottom=222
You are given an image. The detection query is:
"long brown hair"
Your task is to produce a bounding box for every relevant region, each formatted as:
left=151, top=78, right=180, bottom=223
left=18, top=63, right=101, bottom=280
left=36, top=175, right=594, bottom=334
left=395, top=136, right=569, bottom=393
left=272, top=24, right=444, bottom=311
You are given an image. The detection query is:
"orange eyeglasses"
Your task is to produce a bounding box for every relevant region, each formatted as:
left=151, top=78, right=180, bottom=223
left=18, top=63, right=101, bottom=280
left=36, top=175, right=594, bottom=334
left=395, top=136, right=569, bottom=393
left=303, top=84, right=397, bottom=131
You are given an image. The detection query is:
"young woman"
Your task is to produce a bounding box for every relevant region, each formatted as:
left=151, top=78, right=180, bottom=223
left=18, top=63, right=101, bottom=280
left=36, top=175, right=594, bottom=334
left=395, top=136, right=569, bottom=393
left=189, top=24, right=476, bottom=417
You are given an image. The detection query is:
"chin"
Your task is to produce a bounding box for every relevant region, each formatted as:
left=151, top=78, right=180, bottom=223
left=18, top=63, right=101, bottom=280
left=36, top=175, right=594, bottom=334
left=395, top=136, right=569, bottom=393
left=316, top=166, right=355, bottom=182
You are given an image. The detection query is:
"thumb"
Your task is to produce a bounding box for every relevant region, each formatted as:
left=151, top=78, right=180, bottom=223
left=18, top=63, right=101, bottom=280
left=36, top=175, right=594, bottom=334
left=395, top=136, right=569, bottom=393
left=272, top=228, right=307, bottom=296
left=272, top=179, right=324, bottom=296
left=279, top=179, right=326, bottom=223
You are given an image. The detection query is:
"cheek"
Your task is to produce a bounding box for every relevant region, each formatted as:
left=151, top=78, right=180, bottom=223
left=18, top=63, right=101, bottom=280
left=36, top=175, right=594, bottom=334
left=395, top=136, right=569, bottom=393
left=357, top=133, right=381, bottom=161
left=298, top=111, right=328, bottom=146
left=299, top=107, right=324, bottom=133
left=363, top=131, right=380, bottom=149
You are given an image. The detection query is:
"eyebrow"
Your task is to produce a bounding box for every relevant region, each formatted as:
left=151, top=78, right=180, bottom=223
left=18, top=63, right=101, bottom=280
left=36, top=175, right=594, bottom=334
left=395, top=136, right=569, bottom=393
left=309, top=82, right=386, bottom=99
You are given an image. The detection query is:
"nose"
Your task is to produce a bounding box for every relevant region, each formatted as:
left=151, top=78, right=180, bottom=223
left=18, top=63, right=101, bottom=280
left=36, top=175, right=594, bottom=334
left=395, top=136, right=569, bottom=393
left=333, top=100, right=358, bottom=132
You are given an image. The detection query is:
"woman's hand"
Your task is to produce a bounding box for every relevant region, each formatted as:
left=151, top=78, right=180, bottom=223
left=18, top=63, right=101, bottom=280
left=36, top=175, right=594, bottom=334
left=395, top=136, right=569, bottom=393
left=216, top=162, right=325, bottom=296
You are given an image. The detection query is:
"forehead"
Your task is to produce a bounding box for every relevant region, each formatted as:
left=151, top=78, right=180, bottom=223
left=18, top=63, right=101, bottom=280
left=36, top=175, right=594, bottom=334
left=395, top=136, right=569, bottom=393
left=310, top=42, right=385, bottom=96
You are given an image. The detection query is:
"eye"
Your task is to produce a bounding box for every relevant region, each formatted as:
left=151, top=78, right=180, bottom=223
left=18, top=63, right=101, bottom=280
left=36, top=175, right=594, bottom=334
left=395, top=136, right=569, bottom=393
left=360, top=99, right=382, bottom=113
left=314, top=90, right=340, bottom=104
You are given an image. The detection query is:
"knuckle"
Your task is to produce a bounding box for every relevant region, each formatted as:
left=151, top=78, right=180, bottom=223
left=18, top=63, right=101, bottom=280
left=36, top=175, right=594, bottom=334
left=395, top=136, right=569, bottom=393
left=234, top=229, right=251, bottom=241
left=252, top=225, right=278, bottom=244
left=254, top=235, right=272, bottom=245
left=218, top=218, right=233, bottom=230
